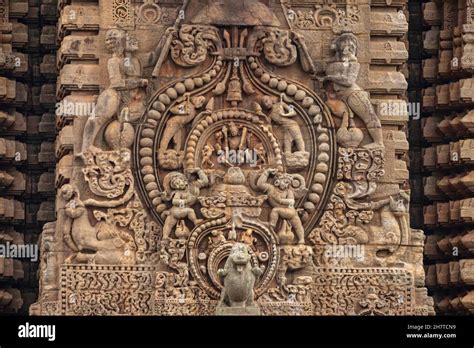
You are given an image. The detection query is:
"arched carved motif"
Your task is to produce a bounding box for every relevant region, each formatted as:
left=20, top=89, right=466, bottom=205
left=32, top=0, right=434, bottom=317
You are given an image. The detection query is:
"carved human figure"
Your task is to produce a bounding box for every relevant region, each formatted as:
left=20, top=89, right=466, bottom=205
left=60, top=184, right=133, bottom=264
left=257, top=168, right=306, bottom=244
left=208, top=230, right=227, bottom=248
left=38, top=223, right=58, bottom=299
left=262, top=94, right=305, bottom=154
left=201, top=143, right=215, bottom=168
left=214, top=130, right=224, bottom=152
left=216, top=243, right=263, bottom=314
left=319, top=32, right=383, bottom=149
left=223, top=121, right=249, bottom=152
left=81, top=29, right=149, bottom=155
left=160, top=94, right=206, bottom=153
left=161, top=169, right=208, bottom=240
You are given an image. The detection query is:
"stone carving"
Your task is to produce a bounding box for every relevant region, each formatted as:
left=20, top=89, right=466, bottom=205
left=319, top=32, right=384, bottom=149
left=158, top=95, right=206, bottom=170
left=113, top=0, right=134, bottom=27
left=285, top=3, right=362, bottom=33
left=313, top=268, right=413, bottom=315
left=160, top=170, right=208, bottom=240
left=135, top=0, right=162, bottom=26
left=216, top=243, right=263, bottom=315
left=159, top=239, right=189, bottom=286
left=277, top=245, right=314, bottom=287
left=60, top=184, right=134, bottom=264
left=81, top=28, right=149, bottom=155
left=63, top=265, right=154, bottom=315
left=32, top=0, right=432, bottom=317
left=257, top=169, right=307, bottom=245
left=170, top=25, right=221, bottom=68
left=82, top=149, right=133, bottom=199
left=262, top=95, right=309, bottom=168
left=257, top=28, right=297, bottom=67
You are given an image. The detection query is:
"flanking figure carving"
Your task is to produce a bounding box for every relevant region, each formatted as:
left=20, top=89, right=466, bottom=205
left=33, top=0, right=433, bottom=317
left=159, top=169, right=208, bottom=240
left=319, top=32, right=384, bottom=150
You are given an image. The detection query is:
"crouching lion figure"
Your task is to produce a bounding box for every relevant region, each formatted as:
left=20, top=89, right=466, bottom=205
left=216, top=243, right=263, bottom=315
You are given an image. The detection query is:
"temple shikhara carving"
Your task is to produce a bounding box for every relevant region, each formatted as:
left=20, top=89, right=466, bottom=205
left=24, top=0, right=435, bottom=316
left=3, top=0, right=474, bottom=317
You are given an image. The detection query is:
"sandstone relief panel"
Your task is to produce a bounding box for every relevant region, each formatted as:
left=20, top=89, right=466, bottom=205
left=31, top=0, right=433, bottom=316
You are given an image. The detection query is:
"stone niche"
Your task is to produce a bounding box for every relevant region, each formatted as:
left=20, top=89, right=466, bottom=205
left=31, top=0, right=433, bottom=316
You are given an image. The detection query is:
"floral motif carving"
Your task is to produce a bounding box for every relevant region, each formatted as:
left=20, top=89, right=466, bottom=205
left=285, top=3, right=361, bottom=33
left=170, top=25, right=221, bottom=68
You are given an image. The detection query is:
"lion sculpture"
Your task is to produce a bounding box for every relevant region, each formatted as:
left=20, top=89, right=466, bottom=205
left=216, top=243, right=263, bottom=315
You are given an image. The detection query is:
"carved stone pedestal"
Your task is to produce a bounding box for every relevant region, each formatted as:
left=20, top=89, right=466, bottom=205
left=216, top=307, right=261, bottom=316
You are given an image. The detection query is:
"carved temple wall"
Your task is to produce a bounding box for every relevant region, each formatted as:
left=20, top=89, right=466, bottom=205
left=0, top=0, right=444, bottom=315
left=411, top=0, right=474, bottom=314
left=19, top=0, right=441, bottom=316
left=0, top=0, right=57, bottom=314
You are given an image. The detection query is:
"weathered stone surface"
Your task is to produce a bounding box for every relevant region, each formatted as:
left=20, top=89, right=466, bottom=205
left=29, top=0, right=432, bottom=317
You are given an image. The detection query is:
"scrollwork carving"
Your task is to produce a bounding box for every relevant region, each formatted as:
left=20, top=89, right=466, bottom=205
left=255, top=27, right=297, bottom=67
left=170, top=25, right=221, bottom=68
left=82, top=149, right=133, bottom=199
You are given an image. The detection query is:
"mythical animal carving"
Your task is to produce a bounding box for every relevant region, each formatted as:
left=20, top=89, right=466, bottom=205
left=370, top=192, right=410, bottom=264
left=216, top=243, right=263, bottom=315
left=60, top=184, right=135, bottom=264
